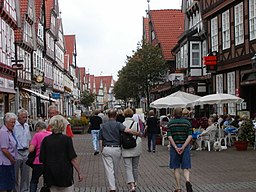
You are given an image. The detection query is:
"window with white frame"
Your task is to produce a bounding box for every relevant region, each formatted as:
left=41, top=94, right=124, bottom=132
left=190, top=42, right=201, bottom=67
left=38, top=23, right=44, bottom=40
left=227, top=71, right=236, bottom=115
left=211, top=16, right=218, bottom=52
left=184, top=43, right=188, bottom=68
left=216, top=74, right=223, bottom=114
left=222, top=10, right=230, bottom=50
left=24, top=21, right=32, bottom=43
left=227, top=72, right=235, bottom=95
left=202, top=40, right=207, bottom=57
left=249, top=0, right=256, bottom=40
left=234, top=2, right=244, bottom=45
left=180, top=46, right=184, bottom=68
left=176, top=51, right=181, bottom=69
left=216, top=74, right=223, bottom=94
left=33, top=52, right=36, bottom=69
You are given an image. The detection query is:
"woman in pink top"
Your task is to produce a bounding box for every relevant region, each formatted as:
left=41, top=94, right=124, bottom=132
left=28, top=121, right=51, bottom=192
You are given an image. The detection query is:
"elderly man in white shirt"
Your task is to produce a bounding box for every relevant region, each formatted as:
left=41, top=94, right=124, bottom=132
left=13, top=108, right=31, bottom=192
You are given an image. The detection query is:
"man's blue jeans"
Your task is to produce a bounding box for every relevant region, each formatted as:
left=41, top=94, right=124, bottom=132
left=91, top=130, right=100, bottom=152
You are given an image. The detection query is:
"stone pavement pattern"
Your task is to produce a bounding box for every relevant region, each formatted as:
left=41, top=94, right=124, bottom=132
left=72, top=134, right=256, bottom=192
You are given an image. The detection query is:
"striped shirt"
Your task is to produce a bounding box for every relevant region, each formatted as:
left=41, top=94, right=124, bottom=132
left=167, top=117, right=192, bottom=144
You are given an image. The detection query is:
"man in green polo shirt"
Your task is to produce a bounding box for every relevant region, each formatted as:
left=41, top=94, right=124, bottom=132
left=167, top=107, right=193, bottom=192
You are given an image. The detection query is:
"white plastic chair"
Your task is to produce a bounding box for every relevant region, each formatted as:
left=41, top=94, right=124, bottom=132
left=200, top=130, right=217, bottom=151
left=160, top=126, right=168, bottom=146
left=216, top=124, right=228, bottom=148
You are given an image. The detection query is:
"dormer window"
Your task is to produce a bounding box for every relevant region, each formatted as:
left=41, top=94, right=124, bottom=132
left=151, top=30, right=155, bottom=41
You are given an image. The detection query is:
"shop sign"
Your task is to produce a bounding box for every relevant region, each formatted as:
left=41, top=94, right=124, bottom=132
left=52, top=92, right=60, bottom=99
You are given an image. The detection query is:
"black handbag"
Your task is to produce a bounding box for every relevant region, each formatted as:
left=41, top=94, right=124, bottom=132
left=26, top=150, right=36, bottom=168
left=121, top=122, right=137, bottom=149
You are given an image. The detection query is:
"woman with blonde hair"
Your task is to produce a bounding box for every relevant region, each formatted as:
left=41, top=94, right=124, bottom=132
left=40, top=115, right=83, bottom=192
left=122, top=108, right=142, bottom=191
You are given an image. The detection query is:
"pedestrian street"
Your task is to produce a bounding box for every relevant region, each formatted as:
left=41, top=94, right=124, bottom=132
left=71, top=134, right=256, bottom=192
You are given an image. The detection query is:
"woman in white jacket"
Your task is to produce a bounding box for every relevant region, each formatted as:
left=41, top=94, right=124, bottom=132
left=122, top=108, right=142, bottom=192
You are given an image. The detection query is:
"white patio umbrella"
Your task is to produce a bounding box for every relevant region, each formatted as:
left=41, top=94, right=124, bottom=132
left=150, top=95, right=192, bottom=109
left=169, top=91, right=201, bottom=102
left=192, top=93, right=244, bottom=106
left=150, top=91, right=201, bottom=109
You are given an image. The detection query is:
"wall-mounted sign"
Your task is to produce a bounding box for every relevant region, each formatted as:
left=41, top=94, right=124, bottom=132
left=52, top=92, right=60, bottom=99
left=35, top=75, right=44, bottom=83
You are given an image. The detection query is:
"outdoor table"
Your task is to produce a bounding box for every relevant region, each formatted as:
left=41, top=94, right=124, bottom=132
left=190, top=130, right=202, bottom=150
left=192, top=130, right=202, bottom=139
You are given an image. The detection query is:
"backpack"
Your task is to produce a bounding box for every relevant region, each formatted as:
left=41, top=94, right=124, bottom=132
left=121, top=121, right=137, bottom=149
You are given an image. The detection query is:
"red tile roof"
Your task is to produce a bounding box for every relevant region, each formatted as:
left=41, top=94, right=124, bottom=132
left=45, top=0, right=54, bottom=29
left=14, top=0, right=27, bottom=42
left=64, top=54, right=69, bottom=70
left=95, top=76, right=102, bottom=95
left=148, top=9, right=184, bottom=60
left=94, top=76, right=113, bottom=95
left=79, top=67, right=86, bottom=84
left=64, top=35, right=76, bottom=66
left=89, top=75, right=95, bottom=93
left=34, top=0, right=42, bottom=35
left=100, top=76, right=113, bottom=93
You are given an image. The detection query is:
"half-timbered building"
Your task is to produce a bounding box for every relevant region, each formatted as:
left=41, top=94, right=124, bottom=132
left=0, top=0, right=20, bottom=124
left=14, top=0, right=37, bottom=113
left=202, top=0, right=256, bottom=116
left=172, top=0, right=209, bottom=98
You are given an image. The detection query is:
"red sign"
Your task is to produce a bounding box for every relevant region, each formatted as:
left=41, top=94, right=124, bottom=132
left=203, top=56, right=217, bottom=65
left=236, top=88, right=240, bottom=97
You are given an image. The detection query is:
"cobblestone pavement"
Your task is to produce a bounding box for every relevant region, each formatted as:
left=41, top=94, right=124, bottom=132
left=71, top=134, right=256, bottom=192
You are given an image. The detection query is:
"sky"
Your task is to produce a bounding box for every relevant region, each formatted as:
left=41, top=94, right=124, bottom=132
left=59, top=0, right=182, bottom=80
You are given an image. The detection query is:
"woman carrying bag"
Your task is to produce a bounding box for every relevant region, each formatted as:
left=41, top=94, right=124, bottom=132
left=122, top=109, right=142, bottom=192
left=28, top=121, right=51, bottom=192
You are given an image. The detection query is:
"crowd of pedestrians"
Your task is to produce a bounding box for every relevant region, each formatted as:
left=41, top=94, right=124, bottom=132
left=4, top=105, right=253, bottom=192
left=0, top=106, right=83, bottom=192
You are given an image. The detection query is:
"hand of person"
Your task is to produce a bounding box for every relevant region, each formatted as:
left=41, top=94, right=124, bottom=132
left=177, top=147, right=184, bottom=155
left=78, top=173, right=84, bottom=182
left=10, top=158, right=16, bottom=165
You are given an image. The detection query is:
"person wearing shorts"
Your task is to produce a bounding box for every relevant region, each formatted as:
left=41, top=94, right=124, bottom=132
left=167, top=107, right=193, bottom=192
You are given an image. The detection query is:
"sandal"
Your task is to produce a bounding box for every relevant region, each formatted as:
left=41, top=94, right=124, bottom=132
left=174, top=189, right=181, bottom=192
left=129, top=186, right=136, bottom=192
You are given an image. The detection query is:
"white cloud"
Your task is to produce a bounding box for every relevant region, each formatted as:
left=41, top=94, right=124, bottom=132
left=59, top=0, right=182, bottom=80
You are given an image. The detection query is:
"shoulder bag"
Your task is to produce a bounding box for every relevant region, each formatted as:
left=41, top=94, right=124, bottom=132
left=121, top=121, right=137, bottom=149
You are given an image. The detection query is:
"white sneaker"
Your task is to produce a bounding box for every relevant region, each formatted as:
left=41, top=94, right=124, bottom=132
left=196, top=148, right=202, bottom=151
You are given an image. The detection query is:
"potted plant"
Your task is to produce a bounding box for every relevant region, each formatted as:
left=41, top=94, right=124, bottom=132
left=234, top=119, right=255, bottom=151
left=68, top=116, right=89, bottom=134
